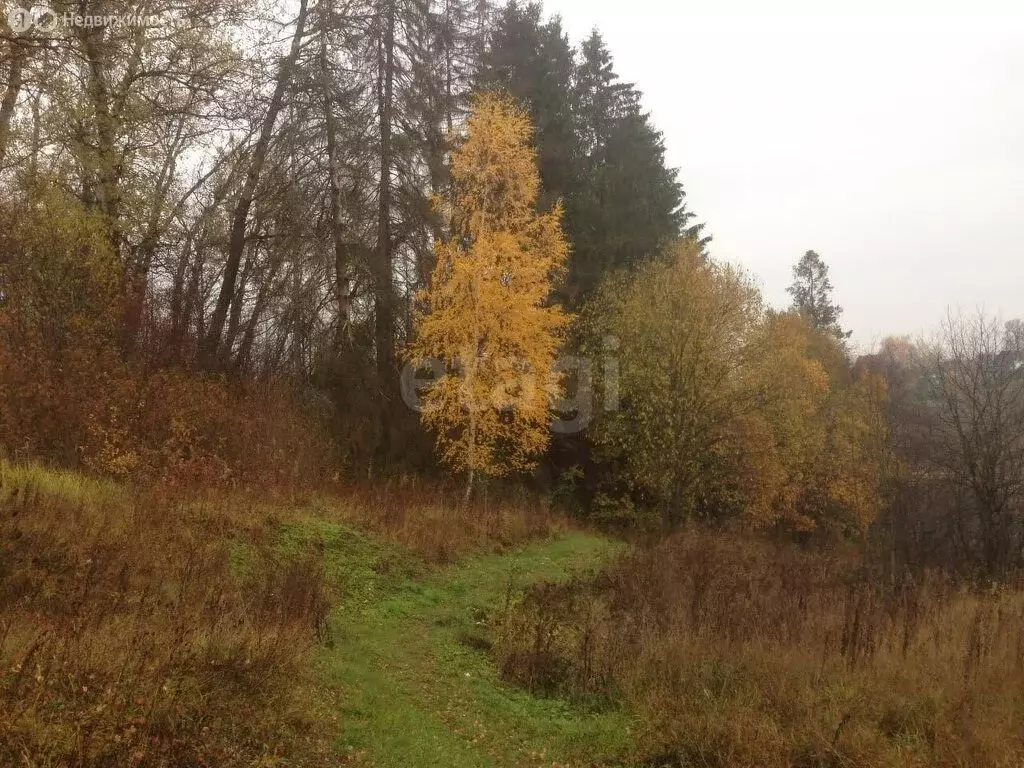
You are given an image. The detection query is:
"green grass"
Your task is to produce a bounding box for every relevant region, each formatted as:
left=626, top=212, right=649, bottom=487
left=1, top=461, right=634, bottom=766
left=289, top=519, right=636, bottom=767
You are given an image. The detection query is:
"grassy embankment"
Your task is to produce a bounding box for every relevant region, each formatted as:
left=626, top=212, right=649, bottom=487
left=7, top=461, right=1022, bottom=767
left=0, top=462, right=631, bottom=766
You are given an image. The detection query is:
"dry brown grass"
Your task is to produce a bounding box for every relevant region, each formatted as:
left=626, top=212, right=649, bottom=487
left=310, top=478, right=569, bottom=563
left=0, top=462, right=571, bottom=765
left=496, top=529, right=1024, bottom=767
left=0, top=462, right=335, bottom=767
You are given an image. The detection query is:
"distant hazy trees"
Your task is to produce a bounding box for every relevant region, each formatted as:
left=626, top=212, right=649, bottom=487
left=861, top=314, right=1024, bottom=574
left=927, top=313, right=1024, bottom=572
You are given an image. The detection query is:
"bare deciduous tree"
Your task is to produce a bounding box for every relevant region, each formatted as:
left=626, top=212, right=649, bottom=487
left=927, top=312, right=1024, bottom=573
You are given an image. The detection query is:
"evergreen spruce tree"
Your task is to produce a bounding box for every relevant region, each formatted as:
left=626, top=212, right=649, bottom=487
left=480, top=16, right=706, bottom=305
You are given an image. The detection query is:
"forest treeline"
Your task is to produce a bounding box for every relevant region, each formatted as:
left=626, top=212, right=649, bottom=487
left=1, top=0, right=1023, bottom=576
left=0, top=0, right=692, bottom=465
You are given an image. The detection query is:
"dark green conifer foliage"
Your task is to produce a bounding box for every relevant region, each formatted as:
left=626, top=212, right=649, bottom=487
left=480, top=13, right=706, bottom=304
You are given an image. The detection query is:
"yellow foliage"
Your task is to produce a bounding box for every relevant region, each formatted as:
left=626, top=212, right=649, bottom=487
left=582, top=241, right=763, bottom=522
left=0, top=190, right=122, bottom=347
left=409, top=93, right=570, bottom=480
left=0, top=192, right=124, bottom=463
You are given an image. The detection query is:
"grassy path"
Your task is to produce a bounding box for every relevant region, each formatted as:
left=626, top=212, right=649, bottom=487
left=303, top=524, right=634, bottom=767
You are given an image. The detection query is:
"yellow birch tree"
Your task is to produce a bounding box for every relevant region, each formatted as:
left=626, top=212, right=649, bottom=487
left=408, top=93, right=570, bottom=497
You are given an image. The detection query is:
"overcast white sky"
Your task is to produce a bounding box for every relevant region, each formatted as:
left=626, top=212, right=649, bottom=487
left=541, top=0, right=1024, bottom=350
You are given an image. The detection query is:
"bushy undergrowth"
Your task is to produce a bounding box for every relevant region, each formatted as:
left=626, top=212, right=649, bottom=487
left=0, top=357, right=337, bottom=490
left=495, top=530, right=1024, bottom=767
left=0, top=462, right=334, bottom=766
left=0, top=193, right=334, bottom=491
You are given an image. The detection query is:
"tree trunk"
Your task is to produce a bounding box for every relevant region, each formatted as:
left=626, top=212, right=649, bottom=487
left=464, top=467, right=475, bottom=504
left=373, top=0, right=398, bottom=462
left=464, top=402, right=476, bottom=505
left=78, top=16, right=123, bottom=252
left=0, top=39, right=27, bottom=165
left=201, top=0, right=309, bottom=370
left=235, top=259, right=280, bottom=374
left=223, top=253, right=255, bottom=357
left=319, top=0, right=352, bottom=354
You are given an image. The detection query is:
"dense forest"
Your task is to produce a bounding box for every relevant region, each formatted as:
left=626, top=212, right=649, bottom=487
left=1, top=1, right=1023, bottom=766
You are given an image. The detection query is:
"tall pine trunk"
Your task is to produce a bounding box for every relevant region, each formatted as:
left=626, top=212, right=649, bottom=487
left=373, top=0, right=398, bottom=462
left=201, top=0, right=309, bottom=370
left=319, top=0, right=352, bottom=354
